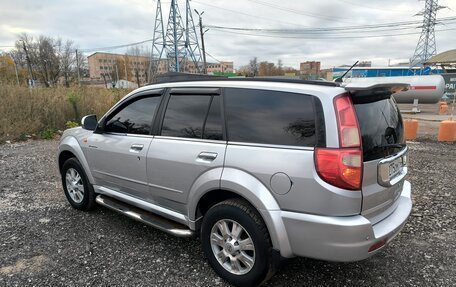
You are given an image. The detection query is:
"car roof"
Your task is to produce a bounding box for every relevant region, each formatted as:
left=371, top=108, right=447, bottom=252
left=150, top=77, right=340, bottom=87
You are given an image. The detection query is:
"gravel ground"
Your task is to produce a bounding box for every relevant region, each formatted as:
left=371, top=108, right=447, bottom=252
left=0, top=139, right=455, bottom=286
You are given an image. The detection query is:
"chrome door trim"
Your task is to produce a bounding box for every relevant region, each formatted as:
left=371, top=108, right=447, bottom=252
left=154, top=135, right=226, bottom=145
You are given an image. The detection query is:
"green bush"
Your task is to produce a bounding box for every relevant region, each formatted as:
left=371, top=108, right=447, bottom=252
left=67, top=90, right=81, bottom=121
left=39, top=128, right=56, bottom=140
left=65, top=121, right=80, bottom=129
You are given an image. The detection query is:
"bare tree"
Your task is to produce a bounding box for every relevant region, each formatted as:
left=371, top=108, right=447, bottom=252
left=249, top=57, right=258, bottom=77
left=14, top=33, right=81, bottom=87
left=60, top=40, right=76, bottom=87
left=128, top=46, right=142, bottom=87
left=277, top=59, right=284, bottom=75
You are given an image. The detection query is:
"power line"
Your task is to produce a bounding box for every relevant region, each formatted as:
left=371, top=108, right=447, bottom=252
left=208, top=26, right=456, bottom=40
left=192, top=0, right=311, bottom=28
left=205, top=16, right=456, bottom=33
left=79, top=39, right=153, bottom=53
left=245, top=0, right=356, bottom=24
left=338, top=0, right=411, bottom=13
left=205, top=51, right=221, bottom=63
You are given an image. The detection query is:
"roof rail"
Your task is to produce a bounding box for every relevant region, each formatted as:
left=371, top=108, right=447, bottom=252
left=150, top=72, right=227, bottom=84
left=149, top=72, right=340, bottom=87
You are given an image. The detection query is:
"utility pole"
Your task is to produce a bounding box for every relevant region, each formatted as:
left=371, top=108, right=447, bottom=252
left=75, top=49, right=81, bottom=86
left=124, top=54, right=128, bottom=82
left=195, top=9, right=207, bottom=74
left=21, top=40, right=34, bottom=87
left=9, top=54, right=20, bottom=85
left=115, top=64, right=119, bottom=88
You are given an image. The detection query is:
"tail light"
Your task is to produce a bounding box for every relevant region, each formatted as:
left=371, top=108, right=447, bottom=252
left=334, top=94, right=360, bottom=148
left=315, top=93, right=363, bottom=190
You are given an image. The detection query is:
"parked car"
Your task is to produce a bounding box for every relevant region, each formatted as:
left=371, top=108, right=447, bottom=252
left=57, top=78, right=412, bottom=287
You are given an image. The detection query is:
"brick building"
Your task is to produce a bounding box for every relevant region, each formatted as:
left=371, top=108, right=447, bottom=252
left=88, top=52, right=234, bottom=84
left=87, top=52, right=156, bottom=85
left=206, top=61, right=234, bottom=74
left=299, top=61, right=321, bottom=76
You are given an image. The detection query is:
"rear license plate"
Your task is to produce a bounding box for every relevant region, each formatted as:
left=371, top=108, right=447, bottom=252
left=389, top=156, right=406, bottom=179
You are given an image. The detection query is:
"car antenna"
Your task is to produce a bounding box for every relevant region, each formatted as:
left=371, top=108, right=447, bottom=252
left=334, top=60, right=359, bottom=83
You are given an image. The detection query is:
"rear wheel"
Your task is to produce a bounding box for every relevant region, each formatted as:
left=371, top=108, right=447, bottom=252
left=201, top=199, right=277, bottom=287
left=61, top=157, right=96, bottom=211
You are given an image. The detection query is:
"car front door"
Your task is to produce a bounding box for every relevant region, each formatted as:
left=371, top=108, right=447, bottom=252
left=85, top=91, right=163, bottom=199
left=146, top=87, right=226, bottom=214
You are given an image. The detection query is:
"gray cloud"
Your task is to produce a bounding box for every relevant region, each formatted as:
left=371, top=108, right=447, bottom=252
left=0, top=0, right=455, bottom=69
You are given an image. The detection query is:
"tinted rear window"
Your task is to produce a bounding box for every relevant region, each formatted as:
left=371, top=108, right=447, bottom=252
left=161, top=94, right=223, bottom=140
left=224, top=88, right=317, bottom=146
left=353, top=97, right=404, bottom=161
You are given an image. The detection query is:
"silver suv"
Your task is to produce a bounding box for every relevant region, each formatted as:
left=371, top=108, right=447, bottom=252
left=57, top=78, right=412, bottom=286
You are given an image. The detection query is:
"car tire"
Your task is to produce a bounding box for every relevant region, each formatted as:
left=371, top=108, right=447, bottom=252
left=201, top=198, right=277, bottom=287
left=61, top=157, right=96, bottom=211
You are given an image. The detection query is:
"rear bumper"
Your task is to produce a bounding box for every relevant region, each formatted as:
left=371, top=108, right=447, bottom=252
left=280, top=180, right=412, bottom=261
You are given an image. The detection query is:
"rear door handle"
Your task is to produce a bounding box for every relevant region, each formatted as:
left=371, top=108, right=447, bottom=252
left=197, top=152, right=218, bottom=162
left=130, top=144, right=144, bottom=153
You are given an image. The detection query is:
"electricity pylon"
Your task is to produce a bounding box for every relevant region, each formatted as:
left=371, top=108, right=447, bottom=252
left=150, top=0, right=203, bottom=74
left=410, top=0, right=445, bottom=67
left=148, top=0, right=166, bottom=82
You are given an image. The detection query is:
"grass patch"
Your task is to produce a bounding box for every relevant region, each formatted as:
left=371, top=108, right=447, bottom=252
left=0, top=85, right=130, bottom=141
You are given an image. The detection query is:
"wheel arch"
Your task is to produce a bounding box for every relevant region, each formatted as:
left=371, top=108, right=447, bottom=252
left=188, top=167, right=293, bottom=257
left=58, top=136, right=95, bottom=184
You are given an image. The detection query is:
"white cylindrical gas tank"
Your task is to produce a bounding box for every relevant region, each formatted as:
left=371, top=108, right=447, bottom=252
left=344, top=75, right=445, bottom=103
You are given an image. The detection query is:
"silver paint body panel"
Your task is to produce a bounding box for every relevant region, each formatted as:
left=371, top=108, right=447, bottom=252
left=57, top=80, right=412, bottom=261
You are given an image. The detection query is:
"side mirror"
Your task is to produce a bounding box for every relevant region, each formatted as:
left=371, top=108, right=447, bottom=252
left=81, top=114, right=98, bottom=131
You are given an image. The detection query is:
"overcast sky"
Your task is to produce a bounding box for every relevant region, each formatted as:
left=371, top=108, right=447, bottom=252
left=1, top=0, right=455, bottom=69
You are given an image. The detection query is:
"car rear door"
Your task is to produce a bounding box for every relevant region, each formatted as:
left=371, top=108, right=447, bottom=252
left=146, top=87, right=226, bottom=214
left=85, top=91, right=163, bottom=199
left=348, top=84, right=409, bottom=223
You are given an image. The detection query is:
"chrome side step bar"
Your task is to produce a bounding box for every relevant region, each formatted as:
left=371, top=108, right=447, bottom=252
left=96, top=195, right=194, bottom=237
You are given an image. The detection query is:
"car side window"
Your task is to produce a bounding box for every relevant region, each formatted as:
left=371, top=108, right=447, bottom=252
left=224, top=88, right=316, bottom=146
left=105, top=96, right=161, bottom=135
left=161, top=94, right=223, bottom=140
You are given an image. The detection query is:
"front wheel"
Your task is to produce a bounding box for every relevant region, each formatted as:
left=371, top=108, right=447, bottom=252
left=61, top=157, right=96, bottom=211
left=201, top=199, right=277, bottom=287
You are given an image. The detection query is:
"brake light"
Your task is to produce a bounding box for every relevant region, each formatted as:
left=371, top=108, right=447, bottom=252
left=315, top=148, right=362, bottom=190
left=334, top=94, right=360, bottom=147
left=315, top=93, right=363, bottom=190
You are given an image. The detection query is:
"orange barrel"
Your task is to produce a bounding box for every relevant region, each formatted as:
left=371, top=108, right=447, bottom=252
left=404, top=119, right=418, bottom=140
left=439, top=102, right=448, bottom=115
left=437, top=120, right=456, bottom=142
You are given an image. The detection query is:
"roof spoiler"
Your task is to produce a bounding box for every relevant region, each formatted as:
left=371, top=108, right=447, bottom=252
left=342, top=82, right=410, bottom=94
left=342, top=83, right=410, bottom=103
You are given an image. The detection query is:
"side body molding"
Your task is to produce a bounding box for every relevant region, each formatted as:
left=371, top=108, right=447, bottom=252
left=58, top=136, right=95, bottom=184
